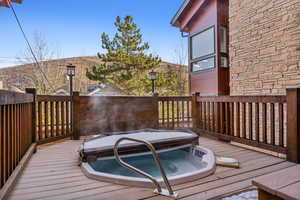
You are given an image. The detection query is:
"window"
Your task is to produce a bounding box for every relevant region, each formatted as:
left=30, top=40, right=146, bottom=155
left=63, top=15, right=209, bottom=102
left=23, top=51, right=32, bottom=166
left=220, top=26, right=227, bottom=53
left=192, top=56, right=215, bottom=72
left=191, top=27, right=215, bottom=59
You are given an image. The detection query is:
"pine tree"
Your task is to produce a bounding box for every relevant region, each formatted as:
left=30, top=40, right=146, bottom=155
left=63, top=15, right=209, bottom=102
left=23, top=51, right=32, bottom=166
left=86, top=16, right=161, bottom=95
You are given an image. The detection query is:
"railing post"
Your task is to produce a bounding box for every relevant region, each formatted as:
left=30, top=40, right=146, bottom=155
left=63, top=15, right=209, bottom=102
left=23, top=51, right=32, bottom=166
left=153, top=93, right=159, bottom=129
left=192, top=92, right=200, bottom=130
left=25, top=88, right=37, bottom=143
left=286, top=88, right=300, bottom=163
left=72, top=91, right=80, bottom=140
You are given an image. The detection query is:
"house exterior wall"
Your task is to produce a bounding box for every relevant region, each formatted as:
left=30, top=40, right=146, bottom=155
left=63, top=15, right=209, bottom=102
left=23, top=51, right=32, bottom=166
left=229, top=0, right=300, bottom=95
left=188, top=0, right=219, bottom=95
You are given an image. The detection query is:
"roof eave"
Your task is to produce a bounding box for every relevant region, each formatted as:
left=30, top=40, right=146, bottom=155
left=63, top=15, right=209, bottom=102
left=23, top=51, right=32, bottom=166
left=170, top=0, right=191, bottom=26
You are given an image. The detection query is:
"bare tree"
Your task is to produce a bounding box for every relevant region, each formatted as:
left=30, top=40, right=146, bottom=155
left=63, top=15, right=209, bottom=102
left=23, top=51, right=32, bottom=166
left=173, top=40, right=189, bottom=96
left=17, top=31, right=65, bottom=94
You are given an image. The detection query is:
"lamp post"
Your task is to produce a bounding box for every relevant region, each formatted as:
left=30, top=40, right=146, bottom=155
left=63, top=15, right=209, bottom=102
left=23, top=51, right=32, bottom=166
left=148, top=70, right=157, bottom=96
left=67, top=64, right=75, bottom=139
left=67, top=64, right=76, bottom=96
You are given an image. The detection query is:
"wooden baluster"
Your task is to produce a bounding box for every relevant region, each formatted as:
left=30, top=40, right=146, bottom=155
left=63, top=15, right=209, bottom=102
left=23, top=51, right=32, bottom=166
left=199, top=102, right=202, bottom=129
left=225, top=102, right=229, bottom=135
left=17, top=105, right=20, bottom=161
left=15, top=105, right=19, bottom=163
left=241, top=103, right=246, bottom=139
left=216, top=102, right=220, bottom=133
left=14, top=105, right=17, bottom=168
left=61, top=101, right=65, bottom=135
left=262, top=103, right=267, bottom=143
left=278, top=103, right=284, bottom=147
left=220, top=102, right=225, bottom=134
left=176, top=100, right=180, bottom=127
left=172, top=100, right=175, bottom=128
left=187, top=99, right=190, bottom=128
left=44, top=102, right=49, bottom=139
left=255, top=103, right=260, bottom=142
left=181, top=100, right=184, bottom=128
left=161, top=101, right=165, bottom=127
left=66, top=101, right=70, bottom=135
left=50, top=101, right=54, bottom=137
left=235, top=102, right=240, bottom=137
left=270, top=103, right=275, bottom=145
left=11, top=105, right=15, bottom=169
left=231, top=102, right=235, bottom=136
left=203, top=102, right=207, bottom=130
left=3, top=106, right=7, bottom=184
left=55, top=101, right=60, bottom=136
left=7, top=105, right=12, bottom=176
left=207, top=102, right=211, bottom=131
left=167, top=100, right=170, bottom=128
left=212, top=102, right=215, bottom=132
left=249, top=103, right=253, bottom=140
left=37, top=102, right=42, bottom=141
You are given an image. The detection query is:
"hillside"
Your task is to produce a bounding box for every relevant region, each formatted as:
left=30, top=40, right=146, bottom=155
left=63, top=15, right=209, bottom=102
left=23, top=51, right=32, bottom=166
left=0, top=56, right=188, bottom=95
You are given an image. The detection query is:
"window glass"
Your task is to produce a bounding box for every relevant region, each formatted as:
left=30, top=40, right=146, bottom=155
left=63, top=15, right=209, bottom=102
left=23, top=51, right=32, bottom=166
left=191, top=27, right=215, bottom=59
left=192, top=56, right=215, bottom=72
left=220, top=26, right=227, bottom=53
left=221, top=56, right=228, bottom=68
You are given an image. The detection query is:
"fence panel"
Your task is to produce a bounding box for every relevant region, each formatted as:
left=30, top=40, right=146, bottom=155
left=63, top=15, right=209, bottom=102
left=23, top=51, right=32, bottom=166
left=0, top=90, right=33, bottom=189
left=36, top=95, right=72, bottom=143
left=194, top=95, right=287, bottom=154
left=158, top=97, right=192, bottom=129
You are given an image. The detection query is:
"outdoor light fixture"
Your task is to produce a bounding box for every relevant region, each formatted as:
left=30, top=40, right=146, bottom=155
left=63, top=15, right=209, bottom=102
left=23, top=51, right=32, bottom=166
left=67, top=64, right=76, bottom=77
left=148, top=70, right=157, bottom=96
left=66, top=64, right=76, bottom=96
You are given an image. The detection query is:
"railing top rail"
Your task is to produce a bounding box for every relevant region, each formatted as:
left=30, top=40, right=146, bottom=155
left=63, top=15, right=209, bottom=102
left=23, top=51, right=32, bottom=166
left=37, top=95, right=71, bottom=102
left=158, top=96, right=192, bottom=101
left=196, top=95, right=286, bottom=103
left=0, top=90, right=33, bottom=105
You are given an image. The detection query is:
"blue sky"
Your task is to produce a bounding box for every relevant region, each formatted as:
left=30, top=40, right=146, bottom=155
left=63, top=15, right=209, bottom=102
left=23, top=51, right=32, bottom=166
left=0, top=0, right=187, bottom=68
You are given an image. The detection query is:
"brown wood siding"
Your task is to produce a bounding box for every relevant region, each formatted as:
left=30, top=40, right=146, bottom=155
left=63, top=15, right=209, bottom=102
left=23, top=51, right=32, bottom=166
left=181, top=0, right=230, bottom=95
left=78, top=96, right=159, bottom=136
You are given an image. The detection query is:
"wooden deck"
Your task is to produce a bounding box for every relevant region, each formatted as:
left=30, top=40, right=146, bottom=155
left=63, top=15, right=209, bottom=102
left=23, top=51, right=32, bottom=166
left=7, top=137, right=298, bottom=200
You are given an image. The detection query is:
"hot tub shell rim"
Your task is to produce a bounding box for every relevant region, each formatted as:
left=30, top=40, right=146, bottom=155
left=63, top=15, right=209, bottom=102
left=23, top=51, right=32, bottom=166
left=81, top=145, right=216, bottom=188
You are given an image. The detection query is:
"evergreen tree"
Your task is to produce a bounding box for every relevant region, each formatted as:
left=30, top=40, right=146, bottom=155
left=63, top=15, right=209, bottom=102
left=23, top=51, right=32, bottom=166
left=86, top=16, right=161, bottom=95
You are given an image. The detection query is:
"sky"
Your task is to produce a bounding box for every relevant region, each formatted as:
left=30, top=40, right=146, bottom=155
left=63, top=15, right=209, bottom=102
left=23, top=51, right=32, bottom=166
left=0, top=0, right=187, bottom=68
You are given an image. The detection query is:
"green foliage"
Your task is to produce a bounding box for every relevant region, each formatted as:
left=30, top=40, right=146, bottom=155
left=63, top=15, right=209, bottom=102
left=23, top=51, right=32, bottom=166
left=87, top=15, right=186, bottom=96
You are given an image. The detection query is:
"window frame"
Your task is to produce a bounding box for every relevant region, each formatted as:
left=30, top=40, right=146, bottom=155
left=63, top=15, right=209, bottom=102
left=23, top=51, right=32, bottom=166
left=191, top=55, right=216, bottom=72
left=189, top=25, right=216, bottom=73
left=220, top=24, right=229, bottom=69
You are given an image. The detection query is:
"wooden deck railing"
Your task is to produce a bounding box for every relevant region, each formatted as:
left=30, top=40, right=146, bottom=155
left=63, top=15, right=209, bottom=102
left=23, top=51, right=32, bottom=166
left=0, top=90, right=34, bottom=189
left=158, top=96, right=192, bottom=129
left=193, top=94, right=287, bottom=153
left=192, top=89, right=300, bottom=163
left=36, top=95, right=72, bottom=144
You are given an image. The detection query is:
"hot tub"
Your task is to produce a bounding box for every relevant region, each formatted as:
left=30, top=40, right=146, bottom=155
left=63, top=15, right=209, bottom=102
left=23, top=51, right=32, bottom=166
left=80, top=129, right=216, bottom=188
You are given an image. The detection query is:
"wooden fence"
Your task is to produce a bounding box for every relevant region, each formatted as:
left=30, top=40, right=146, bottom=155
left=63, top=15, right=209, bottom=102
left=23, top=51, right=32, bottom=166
left=158, top=96, right=192, bottom=129
left=36, top=95, right=72, bottom=144
left=0, top=90, right=34, bottom=189
left=192, top=88, right=300, bottom=163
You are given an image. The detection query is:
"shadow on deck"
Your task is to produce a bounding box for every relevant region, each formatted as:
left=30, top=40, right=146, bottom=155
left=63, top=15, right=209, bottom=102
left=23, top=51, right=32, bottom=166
left=8, top=137, right=296, bottom=200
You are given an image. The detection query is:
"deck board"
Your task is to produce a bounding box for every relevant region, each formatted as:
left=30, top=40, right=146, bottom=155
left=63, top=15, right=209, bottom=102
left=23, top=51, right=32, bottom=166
left=7, top=137, right=297, bottom=200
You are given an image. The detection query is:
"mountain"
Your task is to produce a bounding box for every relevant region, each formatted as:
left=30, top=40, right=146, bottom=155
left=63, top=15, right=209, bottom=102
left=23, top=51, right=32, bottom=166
left=0, top=56, right=188, bottom=95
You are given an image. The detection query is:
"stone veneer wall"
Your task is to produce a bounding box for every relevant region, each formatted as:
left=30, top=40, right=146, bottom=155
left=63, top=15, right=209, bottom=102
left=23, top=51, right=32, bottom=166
left=229, top=0, right=300, bottom=95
